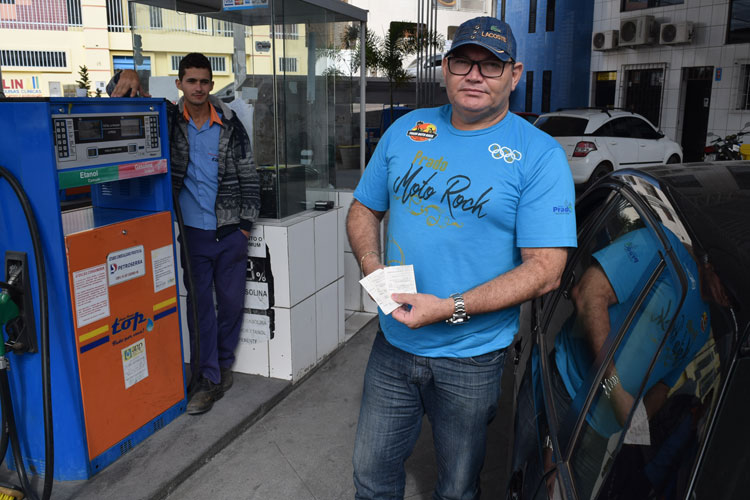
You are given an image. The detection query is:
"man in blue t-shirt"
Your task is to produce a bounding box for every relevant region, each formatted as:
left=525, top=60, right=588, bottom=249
left=347, top=16, right=576, bottom=499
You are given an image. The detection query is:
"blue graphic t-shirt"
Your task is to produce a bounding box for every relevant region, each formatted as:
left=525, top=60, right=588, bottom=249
left=354, top=105, right=577, bottom=357
left=555, top=227, right=710, bottom=436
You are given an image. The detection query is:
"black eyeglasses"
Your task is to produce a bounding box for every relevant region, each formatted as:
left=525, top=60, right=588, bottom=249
left=446, top=57, right=512, bottom=78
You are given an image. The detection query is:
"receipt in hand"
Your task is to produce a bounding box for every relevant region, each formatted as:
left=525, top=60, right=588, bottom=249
left=359, top=265, right=417, bottom=315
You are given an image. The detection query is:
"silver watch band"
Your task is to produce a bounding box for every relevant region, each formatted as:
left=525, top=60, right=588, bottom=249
left=446, top=293, right=470, bottom=325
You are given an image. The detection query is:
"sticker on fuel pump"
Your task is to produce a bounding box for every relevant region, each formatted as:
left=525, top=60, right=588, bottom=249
left=122, top=338, right=149, bottom=389
left=239, top=313, right=270, bottom=343
left=73, top=264, right=111, bottom=328
left=151, top=244, right=176, bottom=293
left=108, top=245, right=145, bottom=286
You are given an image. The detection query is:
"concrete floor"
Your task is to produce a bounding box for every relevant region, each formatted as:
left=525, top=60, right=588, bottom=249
left=2, top=312, right=515, bottom=500
left=162, top=315, right=515, bottom=500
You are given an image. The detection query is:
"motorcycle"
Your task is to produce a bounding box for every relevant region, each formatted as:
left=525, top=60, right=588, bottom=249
left=704, top=122, right=750, bottom=161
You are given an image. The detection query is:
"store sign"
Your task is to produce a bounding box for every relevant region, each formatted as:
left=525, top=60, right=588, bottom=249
left=2, top=76, right=43, bottom=96
left=223, top=0, right=268, bottom=11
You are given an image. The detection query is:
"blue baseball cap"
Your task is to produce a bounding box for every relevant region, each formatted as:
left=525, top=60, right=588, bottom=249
left=447, top=17, right=517, bottom=62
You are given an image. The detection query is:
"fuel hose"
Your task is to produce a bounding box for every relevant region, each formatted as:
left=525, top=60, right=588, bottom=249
left=0, top=165, right=53, bottom=500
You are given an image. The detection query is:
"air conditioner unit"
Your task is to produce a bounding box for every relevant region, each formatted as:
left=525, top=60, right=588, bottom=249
left=660, top=22, right=694, bottom=45
left=592, top=30, right=619, bottom=51
left=619, top=15, right=658, bottom=47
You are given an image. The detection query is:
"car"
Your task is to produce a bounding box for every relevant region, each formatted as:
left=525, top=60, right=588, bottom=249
left=534, top=108, right=683, bottom=189
left=508, top=161, right=750, bottom=500
left=513, top=111, right=539, bottom=124
left=405, top=53, right=445, bottom=85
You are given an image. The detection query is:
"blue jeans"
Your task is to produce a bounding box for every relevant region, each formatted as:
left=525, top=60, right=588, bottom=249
left=353, top=330, right=507, bottom=500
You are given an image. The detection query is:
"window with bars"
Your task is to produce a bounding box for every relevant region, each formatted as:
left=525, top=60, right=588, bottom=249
left=208, top=56, right=225, bottom=72
left=1, top=49, right=67, bottom=68
left=0, top=0, right=81, bottom=29
left=274, top=24, right=299, bottom=39
left=738, top=64, right=750, bottom=110
left=66, top=0, right=81, bottom=25
left=213, top=20, right=233, bottom=37
left=197, top=15, right=207, bottom=31
left=170, top=55, right=226, bottom=73
left=279, top=57, right=298, bottom=72
left=529, top=0, right=537, bottom=33
left=149, top=6, right=162, bottom=29
left=106, top=0, right=125, bottom=32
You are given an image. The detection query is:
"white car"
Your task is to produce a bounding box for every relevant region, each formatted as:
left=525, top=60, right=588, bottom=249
left=535, top=108, right=683, bottom=189
left=405, top=54, right=444, bottom=85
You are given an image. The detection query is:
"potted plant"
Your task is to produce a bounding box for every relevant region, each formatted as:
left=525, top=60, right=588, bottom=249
left=76, top=65, right=91, bottom=97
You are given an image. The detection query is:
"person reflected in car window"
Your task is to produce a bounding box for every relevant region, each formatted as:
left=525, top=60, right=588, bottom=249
left=558, top=226, right=731, bottom=498
left=511, top=225, right=731, bottom=499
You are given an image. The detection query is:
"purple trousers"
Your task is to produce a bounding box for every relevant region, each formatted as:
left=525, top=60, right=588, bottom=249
left=181, top=226, right=247, bottom=384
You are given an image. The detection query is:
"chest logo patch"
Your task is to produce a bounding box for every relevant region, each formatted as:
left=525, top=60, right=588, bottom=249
left=407, top=121, right=438, bottom=142
left=488, top=143, right=522, bottom=163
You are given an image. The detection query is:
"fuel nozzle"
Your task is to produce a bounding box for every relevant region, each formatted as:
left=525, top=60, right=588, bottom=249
left=3, top=252, right=37, bottom=354
left=4, top=263, right=22, bottom=290
left=0, top=290, right=19, bottom=328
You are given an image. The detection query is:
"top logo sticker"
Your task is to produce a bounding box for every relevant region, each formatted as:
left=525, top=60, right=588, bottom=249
left=407, top=121, right=438, bottom=142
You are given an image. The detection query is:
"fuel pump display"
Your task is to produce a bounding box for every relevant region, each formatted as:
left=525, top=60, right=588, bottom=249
left=0, top=97, right=186, bottom=483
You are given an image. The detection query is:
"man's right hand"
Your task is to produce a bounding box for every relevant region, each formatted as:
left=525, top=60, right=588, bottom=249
left=111, top=70, right=151, bottom=97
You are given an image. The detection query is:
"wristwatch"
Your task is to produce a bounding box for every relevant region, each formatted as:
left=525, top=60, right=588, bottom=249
left=601, top=372, right=620, bottom=399
left=445, top=293, right=470, bottom=325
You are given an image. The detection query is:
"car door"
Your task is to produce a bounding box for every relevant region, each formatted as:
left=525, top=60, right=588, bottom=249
left=629, top=117, right=665, bottom=165
left=533, top=176, right=734, bottom=500
left=594, top=118, right=639, bottom=169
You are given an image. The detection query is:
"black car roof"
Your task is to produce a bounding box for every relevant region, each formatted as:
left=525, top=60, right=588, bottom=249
left=614, top=161, right=750, bottom=309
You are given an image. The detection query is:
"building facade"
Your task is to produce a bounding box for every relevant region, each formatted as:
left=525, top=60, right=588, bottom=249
left=503, top=0, right=595, bottom=114
left=0, top=0, right=308, bottom=98
left=588, top=0, right=749, bottom=161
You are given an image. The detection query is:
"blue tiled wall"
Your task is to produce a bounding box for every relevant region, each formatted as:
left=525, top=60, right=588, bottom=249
left=504, top=0, right=594, bottom=113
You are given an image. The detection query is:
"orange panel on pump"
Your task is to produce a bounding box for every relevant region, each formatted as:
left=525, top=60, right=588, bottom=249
left=65, top=211, right=184, bottom=460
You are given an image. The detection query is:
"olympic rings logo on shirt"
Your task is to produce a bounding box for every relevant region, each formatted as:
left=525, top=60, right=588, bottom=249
left=488, top=143, right=522, bottom=163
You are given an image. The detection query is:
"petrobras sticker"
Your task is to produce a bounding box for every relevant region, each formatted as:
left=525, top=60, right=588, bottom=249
left=107, top=245, right=145, bottom=286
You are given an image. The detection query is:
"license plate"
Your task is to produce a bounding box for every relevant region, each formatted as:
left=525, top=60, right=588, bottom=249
left=705, top=154, right=716, bottom=161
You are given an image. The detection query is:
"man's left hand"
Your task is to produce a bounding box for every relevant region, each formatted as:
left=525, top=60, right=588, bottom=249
left=390, top=293, right=453, bottom=329
left=240, top=229, right=250, bottom=239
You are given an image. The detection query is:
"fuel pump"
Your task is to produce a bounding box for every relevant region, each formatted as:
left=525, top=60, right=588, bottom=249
left=0, top=97, right=187, bottom=485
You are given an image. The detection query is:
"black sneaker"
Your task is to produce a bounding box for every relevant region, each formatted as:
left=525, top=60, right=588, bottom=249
left=187, top=377, right=223, bottom=415
left=220, top=367, right=233, bottom=393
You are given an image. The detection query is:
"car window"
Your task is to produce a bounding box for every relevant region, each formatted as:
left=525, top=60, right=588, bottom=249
left=535, top=116, right=589, bottom=136
left=629, top=117, right=661, bottom=140
left=602, top=117, right=635, bottom=138
left=539, top=180, right=735, bottom=500
left=591, top=120, right=615, bottom=137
